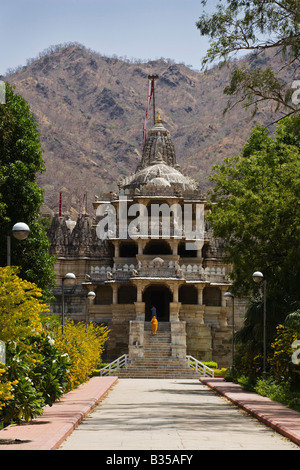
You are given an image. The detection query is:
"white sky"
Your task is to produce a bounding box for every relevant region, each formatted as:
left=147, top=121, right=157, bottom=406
left=0, top=0, right=220, bottom=75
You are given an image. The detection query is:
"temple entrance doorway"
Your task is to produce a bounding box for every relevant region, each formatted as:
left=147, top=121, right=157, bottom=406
left=143, top=284, right=172, bottom=322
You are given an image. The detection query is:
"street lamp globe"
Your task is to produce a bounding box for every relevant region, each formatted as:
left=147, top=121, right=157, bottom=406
left=87, top=291, right=96, bottom=301
left=63, top=273, right=76, bottom=285
left=252, top=271, right=264, bottom=283
left=224, top=291, right=234, bottom=298
left=12, top=222, right=30, bottom=240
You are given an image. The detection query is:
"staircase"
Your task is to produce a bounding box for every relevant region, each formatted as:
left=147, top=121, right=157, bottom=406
left=112, top=322, right=201, bottom=379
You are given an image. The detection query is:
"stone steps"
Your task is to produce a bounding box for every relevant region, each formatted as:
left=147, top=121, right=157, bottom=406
left=115, top=322, right=200, bottom=379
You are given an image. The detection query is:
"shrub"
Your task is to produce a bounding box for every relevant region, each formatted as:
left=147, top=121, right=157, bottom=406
left=270, top=324, right=300, bottom=388
left=255, top=377, right=300, bottom=412
left=0, top=335, right=71, bottom=426
left=0, top=268, right=110, bottom=425
left=1, top=342, right=45, bottom=425
left=0, top=366, right=15, bottom=414
left=0, top=267, right=47, bottom=342
left=54, top=320, right=110, bottom=392
left=202, top=361, right=218, bottom=369
left=25, top=333, right=71, bottom=405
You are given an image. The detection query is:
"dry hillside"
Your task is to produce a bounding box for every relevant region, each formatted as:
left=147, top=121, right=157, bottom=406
left=4, top=43, right=287, bottom=217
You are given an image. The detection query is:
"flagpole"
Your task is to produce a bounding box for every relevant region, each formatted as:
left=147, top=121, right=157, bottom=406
left=148, top=74, right=158, bottom=124
left=143, top=75, right=159, bottom=148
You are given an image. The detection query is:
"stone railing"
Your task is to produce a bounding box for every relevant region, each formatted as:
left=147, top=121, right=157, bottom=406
left=90, top=264, right=137, bottom=280
left=99, top=354, right=129, bottom=376
left=90, top=261, right=228, bottom=282
left=181, top=264, right=227, bottom=282
left=186, top=355, right=215, bottom=377
left=137, top=258, right=181, bottom=278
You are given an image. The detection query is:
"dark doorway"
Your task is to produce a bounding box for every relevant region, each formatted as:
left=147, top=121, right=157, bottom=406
left=118, top=285, right=137, bottom=304
left=179, top=285, right=198, bottom=304
left=143, top=240, right=172, bottom=255
left=143, top=284, right=172, bottom=321
left=119, top=241, right=138, bottom=257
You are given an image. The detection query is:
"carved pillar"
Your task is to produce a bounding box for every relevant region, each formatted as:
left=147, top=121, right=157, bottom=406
left=111, top=282, right=118, bottom=304
left=137, top=239, right=143, bottom=255
left=220, top=285, right=228, bottom=307
left=114, top=240, right=120, bottom=258
left=196, top=284, right=204, bottom=305
left=136, top=281, right=143, bottom=302
left=173, top=283, right=179, bottom=302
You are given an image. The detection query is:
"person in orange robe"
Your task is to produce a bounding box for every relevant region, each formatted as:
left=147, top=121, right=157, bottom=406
left=151, top=315, right=158, bottom=335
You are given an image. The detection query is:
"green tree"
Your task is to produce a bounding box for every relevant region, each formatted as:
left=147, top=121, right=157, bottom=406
left=196, top=0, right=300, bottom=120
left=0, top=82, right=55, bottom=299
left=208, top=115, right=300, bottom=310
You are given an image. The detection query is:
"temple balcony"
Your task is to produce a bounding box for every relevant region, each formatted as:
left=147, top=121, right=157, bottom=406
left=90, top=260, right=229, bottom=283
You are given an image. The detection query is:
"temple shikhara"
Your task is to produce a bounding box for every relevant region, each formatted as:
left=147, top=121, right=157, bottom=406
left=47, top=87, right=247, bottom=376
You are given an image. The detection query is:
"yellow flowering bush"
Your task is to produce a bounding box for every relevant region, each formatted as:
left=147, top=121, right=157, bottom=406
left=0, top=367, right=16, bottom=413
left=0, top=267, right=47, bottom=343
left=54, top=320, right=110, bottom=392
left=0, top=268, right=110, bottom=425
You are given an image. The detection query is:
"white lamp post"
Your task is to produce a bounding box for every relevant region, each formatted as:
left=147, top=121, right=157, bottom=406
left=252, top=271, right=267, bottom=378
left=62, top=273, right=76, bottom=333
left=7, top=222, right=30, bottom=265
left=86, top=291, right=96, bottom=326
left=224, top=291, right=235, bottom=367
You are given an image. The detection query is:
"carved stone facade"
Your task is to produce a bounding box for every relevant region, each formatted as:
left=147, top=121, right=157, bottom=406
left=48, top=115, right=247, bottom=366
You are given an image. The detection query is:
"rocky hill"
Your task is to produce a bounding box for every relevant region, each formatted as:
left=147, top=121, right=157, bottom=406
left=4, top=43, right=286, bottom=217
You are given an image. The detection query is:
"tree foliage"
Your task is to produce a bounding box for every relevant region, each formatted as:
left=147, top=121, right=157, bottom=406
left=0, top=82, right=55, bottom=299
left=197, top=0, right=300, bottom=120
left=208, top=115, right=300, bottom=306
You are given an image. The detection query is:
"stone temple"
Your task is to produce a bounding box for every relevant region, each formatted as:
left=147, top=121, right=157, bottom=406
left=48, top=112, right=247, bottom=372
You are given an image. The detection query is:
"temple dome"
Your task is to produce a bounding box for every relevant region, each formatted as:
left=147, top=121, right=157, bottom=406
left=121, top=162, right=197, bottom=191
left=119, top=114, right=199, bottom=192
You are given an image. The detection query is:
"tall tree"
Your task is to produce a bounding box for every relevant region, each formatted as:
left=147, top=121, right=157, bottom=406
left=197, top=0, right=300, bottom=121
left=208, top=115, right=300, bottom=311
left=0, top=83, right=55, bottom=299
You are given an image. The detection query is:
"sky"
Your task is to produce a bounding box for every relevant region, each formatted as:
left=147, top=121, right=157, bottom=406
left=0, top=0, right=220, bottom=75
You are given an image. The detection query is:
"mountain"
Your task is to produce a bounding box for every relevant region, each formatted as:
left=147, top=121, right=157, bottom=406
left=3, top=43, right=284, bottom=217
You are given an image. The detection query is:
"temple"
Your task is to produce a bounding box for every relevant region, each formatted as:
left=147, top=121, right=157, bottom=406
left=48, top=111, right=247, bottom=370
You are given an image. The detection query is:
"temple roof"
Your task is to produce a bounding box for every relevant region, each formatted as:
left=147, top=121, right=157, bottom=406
left=119, top=114, right=199, bottom=192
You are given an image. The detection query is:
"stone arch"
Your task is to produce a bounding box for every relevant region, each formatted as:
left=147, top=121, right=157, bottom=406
left=143, top=239, right=172, bottom=255
left=179, top=284, right=197, bottom=304
left=142, top=283, right=173, bottom=321
left=203, top=286, right=221, bottom=306
left=95, top=285, right=113, bottom=305
left=118, top=284, right=137, bottom=304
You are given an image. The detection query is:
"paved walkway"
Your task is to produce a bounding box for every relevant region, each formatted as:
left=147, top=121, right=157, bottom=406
left=59, top=378, right=300, bottom=450
left=0, top=377, right=299, bottom=450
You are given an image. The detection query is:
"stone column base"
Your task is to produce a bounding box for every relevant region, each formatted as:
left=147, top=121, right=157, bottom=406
left=171, top=320, right=187, bottom=359
left=134, top=301, right=145, bottom=321
left=128, top=320, right=144, bottom=359
left=169, top=302, right=181, bottom=322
